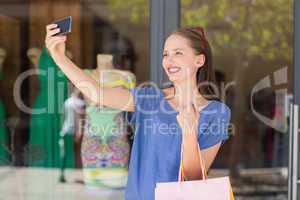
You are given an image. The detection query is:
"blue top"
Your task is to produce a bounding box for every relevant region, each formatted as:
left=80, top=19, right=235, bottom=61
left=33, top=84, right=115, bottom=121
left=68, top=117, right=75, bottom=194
left=125, top=86, right=231, bottom=200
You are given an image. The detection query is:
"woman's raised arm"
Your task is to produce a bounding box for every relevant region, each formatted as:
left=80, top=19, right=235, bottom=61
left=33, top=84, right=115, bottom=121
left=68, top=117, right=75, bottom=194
left=45, top=24, right=135, bottom=112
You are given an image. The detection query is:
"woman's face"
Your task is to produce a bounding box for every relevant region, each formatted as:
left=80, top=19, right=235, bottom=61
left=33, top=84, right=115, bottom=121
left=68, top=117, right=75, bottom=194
left=162, top=34, right=204, bottom=84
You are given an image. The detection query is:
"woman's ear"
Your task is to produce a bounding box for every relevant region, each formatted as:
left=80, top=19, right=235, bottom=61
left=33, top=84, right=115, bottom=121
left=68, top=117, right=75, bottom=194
left=195, top=54, right=205, bottom=68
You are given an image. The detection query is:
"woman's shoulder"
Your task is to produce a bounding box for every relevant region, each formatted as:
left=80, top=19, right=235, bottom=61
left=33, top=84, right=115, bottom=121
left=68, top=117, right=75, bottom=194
left=129, top=85, right=162, bottom=110
left=131, top=84, right=162, bottom=96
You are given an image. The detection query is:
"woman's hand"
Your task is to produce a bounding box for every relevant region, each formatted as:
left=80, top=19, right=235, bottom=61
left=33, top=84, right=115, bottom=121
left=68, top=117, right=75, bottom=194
left=45, top=24, right=67, bottom=59
left=176, top=103, right=199, bottom=134
left=177, top=102, right=202, bottom=180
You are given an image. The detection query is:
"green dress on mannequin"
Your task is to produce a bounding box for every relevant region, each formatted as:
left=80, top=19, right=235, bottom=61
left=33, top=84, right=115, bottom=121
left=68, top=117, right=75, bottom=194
left=0, top=84, right=8, bottom=165
left=29, top=48, right=75, bottom=168
left=0, top=48, right=8, bottom=165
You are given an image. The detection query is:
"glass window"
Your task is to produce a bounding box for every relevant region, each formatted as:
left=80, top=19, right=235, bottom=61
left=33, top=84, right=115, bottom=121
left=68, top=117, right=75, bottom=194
left=181, top=0, right=293, bottom=198
left=0, top=0, right=149, bottom=198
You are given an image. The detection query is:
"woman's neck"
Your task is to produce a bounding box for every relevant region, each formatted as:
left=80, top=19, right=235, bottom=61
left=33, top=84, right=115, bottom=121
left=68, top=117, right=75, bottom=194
left=172, top=80, right=207, bottom=107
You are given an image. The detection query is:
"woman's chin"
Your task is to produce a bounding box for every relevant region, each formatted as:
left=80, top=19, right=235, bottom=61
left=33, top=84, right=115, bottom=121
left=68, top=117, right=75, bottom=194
left=168, top=76, right=185, bottom=84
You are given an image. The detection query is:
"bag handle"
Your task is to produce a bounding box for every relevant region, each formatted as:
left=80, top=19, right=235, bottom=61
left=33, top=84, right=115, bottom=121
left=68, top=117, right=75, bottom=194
left=178, top=139, right=207, bottom=182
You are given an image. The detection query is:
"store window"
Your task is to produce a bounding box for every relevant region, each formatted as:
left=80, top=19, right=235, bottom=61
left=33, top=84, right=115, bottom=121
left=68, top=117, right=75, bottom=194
left=181, top=0, right=293, bottom=198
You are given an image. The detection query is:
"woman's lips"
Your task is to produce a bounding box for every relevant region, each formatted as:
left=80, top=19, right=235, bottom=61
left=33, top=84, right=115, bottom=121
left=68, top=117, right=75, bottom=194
left=167, top=67, right=181, bottom=74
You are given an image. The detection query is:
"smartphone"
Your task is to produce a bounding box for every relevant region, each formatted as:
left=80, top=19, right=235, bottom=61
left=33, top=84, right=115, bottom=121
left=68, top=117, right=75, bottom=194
left=52, top=16, right=72, bottom=36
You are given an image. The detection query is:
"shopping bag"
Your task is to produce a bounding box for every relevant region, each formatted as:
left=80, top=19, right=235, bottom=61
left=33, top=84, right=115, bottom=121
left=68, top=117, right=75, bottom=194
left=155, top=142, right=234, bottom=200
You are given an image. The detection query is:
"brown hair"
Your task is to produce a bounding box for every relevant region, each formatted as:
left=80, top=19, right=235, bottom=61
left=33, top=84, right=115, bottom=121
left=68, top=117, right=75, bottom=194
left=172, top=27, right=217, bottom=100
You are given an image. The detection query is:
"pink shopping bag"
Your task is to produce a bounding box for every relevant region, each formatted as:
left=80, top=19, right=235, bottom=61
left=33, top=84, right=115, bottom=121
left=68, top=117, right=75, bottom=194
left=155, top=142, right=234, bottom=200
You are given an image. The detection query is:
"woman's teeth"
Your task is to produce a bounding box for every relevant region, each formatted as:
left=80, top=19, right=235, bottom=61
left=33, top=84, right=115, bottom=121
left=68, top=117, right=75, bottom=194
left=168, top=67, right=181, bottom=74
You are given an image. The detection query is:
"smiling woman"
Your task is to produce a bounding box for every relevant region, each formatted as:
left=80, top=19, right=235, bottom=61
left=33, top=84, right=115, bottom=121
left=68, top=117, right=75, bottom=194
left=44, top=21, right=231, bottom=199
left=163, top=28, right=216, bottom=101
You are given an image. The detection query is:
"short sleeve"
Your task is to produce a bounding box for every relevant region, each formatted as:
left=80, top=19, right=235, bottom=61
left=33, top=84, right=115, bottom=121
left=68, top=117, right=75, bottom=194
left=128, top=86, right=161, bottom=124
left=128, top=87, right=142, bottom=124
left=198, top=103, right=231, bottom=150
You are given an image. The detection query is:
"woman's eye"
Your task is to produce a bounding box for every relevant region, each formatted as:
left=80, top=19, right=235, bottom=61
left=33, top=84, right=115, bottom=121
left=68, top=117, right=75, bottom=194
left=175, top=51, right=183, bottom=55
left=163, top=53, right=168, bottom=57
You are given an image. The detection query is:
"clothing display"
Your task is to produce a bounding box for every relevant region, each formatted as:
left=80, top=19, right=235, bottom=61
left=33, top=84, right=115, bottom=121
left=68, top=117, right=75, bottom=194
left=29, top=48, right=75, bottom=168
left=0, top=98, right=8, bottom=165
left=0, top=50, right=8, bottom=165
left=81, top=69, right=136, bottom=189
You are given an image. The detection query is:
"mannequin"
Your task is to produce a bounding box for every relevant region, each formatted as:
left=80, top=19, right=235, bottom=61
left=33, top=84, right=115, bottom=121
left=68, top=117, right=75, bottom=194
left=27, top=47, right=73, bottom=105
left=0, top=47, right=8, bottom=164
left=73, top=54, right=136, bottom=189
left=28, top=47, right=75, bottom=168
left=27, top=47, right=73, bottom=68
left=27, top=47, right=43, bottom=108
left=27, top=47, right=42, bottom=69
left=0, top=48, right=7, bottom=73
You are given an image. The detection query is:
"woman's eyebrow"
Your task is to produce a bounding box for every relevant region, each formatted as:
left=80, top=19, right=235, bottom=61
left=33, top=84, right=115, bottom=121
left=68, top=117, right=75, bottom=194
left=173, top=48, right=184, bottom=51
left=163, top=48, right=184, bottom=53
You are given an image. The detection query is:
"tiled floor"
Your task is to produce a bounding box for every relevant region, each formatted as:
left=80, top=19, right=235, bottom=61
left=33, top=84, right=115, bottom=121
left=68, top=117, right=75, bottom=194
left=0, top=167, right=124, bottom=200
left=0, top=167, right=288, bottom=200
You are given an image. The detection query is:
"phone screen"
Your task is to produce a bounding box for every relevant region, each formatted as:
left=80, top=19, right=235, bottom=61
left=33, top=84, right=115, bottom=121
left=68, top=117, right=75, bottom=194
left=53, top=16, right=72, bottom=36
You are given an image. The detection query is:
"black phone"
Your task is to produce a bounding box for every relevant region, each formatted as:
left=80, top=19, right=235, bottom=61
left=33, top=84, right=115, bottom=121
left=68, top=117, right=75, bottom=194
left=52, top=16, right=72, bottom=36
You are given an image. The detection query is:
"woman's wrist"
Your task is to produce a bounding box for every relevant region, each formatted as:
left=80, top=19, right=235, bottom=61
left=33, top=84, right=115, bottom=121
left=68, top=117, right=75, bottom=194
left=182, top=123, right=197, bottom=135
left=53, top=53, right=68, bottom=66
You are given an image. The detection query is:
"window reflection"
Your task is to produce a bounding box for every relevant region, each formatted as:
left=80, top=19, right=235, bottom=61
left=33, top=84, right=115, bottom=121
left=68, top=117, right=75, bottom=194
left=182, top=0, right=292, bottom=198
left=0, top=1, right=149, bottom=198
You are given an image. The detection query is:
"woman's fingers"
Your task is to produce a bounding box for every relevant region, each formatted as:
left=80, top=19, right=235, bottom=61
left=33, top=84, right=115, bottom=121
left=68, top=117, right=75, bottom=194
left=177, top=103, right=195, bottom=114
left=177, top=103, right=198, bottom=132
left=45, top=24, right=64, bottom=42
left=46, top=28, right=61, bottom=41
left=46, top=24, right=57, bottom=31
left=49, top=28, right=61, bottom=36
left=46, top=24, right=57, bottom=37
left=45, top=24, right=67, bottom=56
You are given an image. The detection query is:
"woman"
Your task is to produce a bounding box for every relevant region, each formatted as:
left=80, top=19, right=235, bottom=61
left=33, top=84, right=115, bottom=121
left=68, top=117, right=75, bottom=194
left=45, top=24, right=231, bottom=200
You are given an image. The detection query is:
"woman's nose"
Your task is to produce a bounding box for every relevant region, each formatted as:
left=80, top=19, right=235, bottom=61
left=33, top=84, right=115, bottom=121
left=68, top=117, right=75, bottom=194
left=165, top=55, right=174, bottom=64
